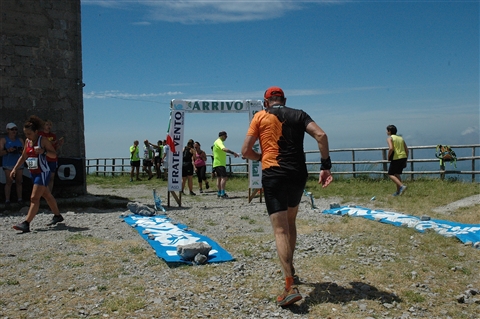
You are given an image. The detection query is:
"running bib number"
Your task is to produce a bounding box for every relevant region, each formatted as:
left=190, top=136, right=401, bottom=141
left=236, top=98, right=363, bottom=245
left=26, top=157, right=39, bottom=170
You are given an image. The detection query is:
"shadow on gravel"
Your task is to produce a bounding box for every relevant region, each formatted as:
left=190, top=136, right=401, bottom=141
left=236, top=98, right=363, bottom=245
left=34, top=224, right=90, bottom=233
left=286, top=281, right=402, bottom=314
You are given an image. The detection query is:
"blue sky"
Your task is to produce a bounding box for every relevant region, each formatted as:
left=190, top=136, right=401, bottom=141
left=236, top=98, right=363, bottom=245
left=81, top=0, right=479, bottom=160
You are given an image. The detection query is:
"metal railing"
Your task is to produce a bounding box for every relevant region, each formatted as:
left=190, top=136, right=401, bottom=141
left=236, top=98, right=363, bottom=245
left=86, top=144, right=480, bottom=182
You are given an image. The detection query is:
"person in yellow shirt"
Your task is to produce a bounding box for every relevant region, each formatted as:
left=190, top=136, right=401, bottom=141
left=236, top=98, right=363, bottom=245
left=386, top=125, right=409, bottom=196
left=212, top=131, right=239, bottom=198
left=129, top=140, right=141, bottom=182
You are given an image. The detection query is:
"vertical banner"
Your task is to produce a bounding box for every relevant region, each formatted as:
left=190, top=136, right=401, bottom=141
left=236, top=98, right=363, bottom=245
left=247, top=100, right=263, bottom=189
left=167, top=109, right=184, bottom=191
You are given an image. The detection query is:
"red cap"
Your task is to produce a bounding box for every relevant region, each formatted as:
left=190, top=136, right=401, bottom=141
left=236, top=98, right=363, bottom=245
left=264, top=86, right=285, bottom=99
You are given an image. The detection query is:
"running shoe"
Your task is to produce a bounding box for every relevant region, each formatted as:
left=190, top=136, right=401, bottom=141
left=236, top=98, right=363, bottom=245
left=220, top=193, right=229, bottom=199
left=277, top=286, right=302, bottom=307
left=47, top=214, right=64, bottom=226
left=399, top=185, right=407, bottom=195
left=189, top=191, right=196, bottom=196
left=392, top=192, right=399, bottom=197
left=205, top=182, right=210, bottom=189
left=13, top=221, right=30, bottom=233
left=292, top=266, right=300, bottom=284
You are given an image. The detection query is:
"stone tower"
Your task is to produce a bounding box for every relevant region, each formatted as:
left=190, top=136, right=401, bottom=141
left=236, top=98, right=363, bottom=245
left=0, top=0, right=86, bottom=197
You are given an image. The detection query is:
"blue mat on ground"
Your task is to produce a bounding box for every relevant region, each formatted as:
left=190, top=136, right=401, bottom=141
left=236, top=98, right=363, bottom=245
left=322, top=206, right=480, bottom=248
left=122, top=214, right=235, bottom=264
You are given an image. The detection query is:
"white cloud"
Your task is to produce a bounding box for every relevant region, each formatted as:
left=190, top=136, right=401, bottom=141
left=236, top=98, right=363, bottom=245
left=82, top=0, right=340, bottom=24
left=461, top=126, right=478, bottom=136
left=83, top=90, right=183, bottom=99
left=131, top=21, right=151, bottom=26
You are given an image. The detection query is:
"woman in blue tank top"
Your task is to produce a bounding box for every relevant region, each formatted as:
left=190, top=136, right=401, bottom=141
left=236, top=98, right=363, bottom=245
left=0, top=122, right=25, bottom=207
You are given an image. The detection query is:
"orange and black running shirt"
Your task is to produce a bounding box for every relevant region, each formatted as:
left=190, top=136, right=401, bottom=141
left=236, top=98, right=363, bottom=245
left=247, top=106, right=314, bottom=178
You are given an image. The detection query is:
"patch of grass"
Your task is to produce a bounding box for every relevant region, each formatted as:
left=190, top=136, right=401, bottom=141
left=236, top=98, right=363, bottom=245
left=403, top=290, right=426, bottom=303
left=103, top=294, right=147, bottom=313
left=205, top=218, right=218, bottom=226
left=128, top=245, right=146, bottom=255
left=240, top=215, right=256, bottom=224
left=1, top=279, right=20, bottom=286
left=66, top=233, right=104, bottom=245
left=66, top=261, right=85, bottom=268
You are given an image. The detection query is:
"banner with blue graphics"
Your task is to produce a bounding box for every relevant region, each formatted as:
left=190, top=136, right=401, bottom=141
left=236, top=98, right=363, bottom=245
left=322, top=206, right=480, bottom=248
left=123, top=214, right=235, bottom=263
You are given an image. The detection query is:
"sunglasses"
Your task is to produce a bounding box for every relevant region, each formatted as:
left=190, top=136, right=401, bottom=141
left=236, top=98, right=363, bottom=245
left=9, top=128, right=18, bottom=131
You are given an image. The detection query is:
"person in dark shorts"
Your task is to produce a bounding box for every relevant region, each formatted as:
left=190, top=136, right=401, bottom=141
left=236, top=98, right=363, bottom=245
left=212, top=131, right=239, bottom=198
left=193, top=141, right=209, bottom=193
left=142, top=139, right=154, bottom=180
left=153, top=140, right=163, bottom=179
left=386, top=125, right=409, bottom=196
left=129, top=140, right=141, bottom=181
left=11, top=115, right=63, bottom=233
left=181, top=139, right=196, bottom=195
left=241, top=86, right=333, bottom=307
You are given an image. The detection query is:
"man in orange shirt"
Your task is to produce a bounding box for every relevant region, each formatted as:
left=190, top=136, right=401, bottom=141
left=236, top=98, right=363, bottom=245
left=242, top=87, right=333, bottom=307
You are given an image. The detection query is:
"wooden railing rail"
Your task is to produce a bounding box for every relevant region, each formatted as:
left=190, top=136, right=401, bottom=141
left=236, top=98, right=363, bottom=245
left=86, top=144, right=480, bottom=182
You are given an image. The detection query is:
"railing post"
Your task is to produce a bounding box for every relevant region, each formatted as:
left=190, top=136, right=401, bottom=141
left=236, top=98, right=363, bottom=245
left=472, top=146, right=476, bottom=182
left=410, top=149, right=414, bottom=181
left=382, top=149, right=388, bottom=176
left=95, top=159, right=99, bottom=176
left=112, top=158, right=116, bottom=176
left=351, top=150, right=356, bottom=178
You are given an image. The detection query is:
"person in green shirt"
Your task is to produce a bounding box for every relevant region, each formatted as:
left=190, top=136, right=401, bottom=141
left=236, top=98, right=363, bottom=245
left=386, top=125, right=409, bottom=196
left=129, top=140, right=141, bottom=182
left=212, top=131, right=239, bottom=198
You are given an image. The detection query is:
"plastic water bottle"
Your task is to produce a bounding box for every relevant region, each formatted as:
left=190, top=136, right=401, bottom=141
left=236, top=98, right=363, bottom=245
left=153, top=189, right=166, bottom=213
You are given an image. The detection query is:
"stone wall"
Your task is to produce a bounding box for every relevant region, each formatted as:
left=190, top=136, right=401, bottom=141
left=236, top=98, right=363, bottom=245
left=0, top=0, right=86, bottom=196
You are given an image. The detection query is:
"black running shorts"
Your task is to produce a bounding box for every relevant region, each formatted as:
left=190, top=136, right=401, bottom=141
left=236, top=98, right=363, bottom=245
left=262, top=175, right=307, bottom=215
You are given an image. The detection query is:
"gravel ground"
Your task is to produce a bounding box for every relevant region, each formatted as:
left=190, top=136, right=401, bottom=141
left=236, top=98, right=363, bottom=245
left=1, top=184, right=479, bottom=319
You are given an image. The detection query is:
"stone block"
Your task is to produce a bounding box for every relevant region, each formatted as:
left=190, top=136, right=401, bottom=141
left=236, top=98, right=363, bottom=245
left=177, top=242, right=212, bottom=261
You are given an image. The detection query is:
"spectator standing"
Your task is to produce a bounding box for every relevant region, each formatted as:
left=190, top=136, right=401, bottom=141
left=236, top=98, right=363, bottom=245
left=193, top=141, right=209, bottom=193
left=212, top=131, right=239, bottom=198
left=153, top=140, right=164, bottom=179
left=0, top=123, right=25, bottom=207
left=181, top=139, right=196, bottom=195
left=241, top=87, right=333, bottom=307
left=162, top=140, right=169, bottom=180
left=39, top=119, right=64, bottom=193
left=130, top=140, right=141, bottom=182
left=143, top=140, right=154, bottom=180
left=386, top=125, right=408, bottom=196
left=12, top=116, right=63, bottom=233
